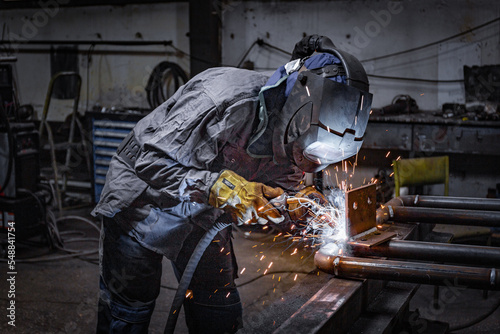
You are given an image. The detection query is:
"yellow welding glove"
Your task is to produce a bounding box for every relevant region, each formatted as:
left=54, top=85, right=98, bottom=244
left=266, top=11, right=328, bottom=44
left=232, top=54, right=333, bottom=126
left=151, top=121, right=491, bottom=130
left=209, top=170, right=285, bottom=225
left=287, top=186, right=328, bottom=222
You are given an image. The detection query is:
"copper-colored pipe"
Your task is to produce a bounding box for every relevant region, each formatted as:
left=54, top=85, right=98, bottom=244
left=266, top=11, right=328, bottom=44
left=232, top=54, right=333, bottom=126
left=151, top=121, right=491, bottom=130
left=315, top=251, right=500, bottom=291
left=376, top=195, right=500, bottom=225
left=348, top=239, right=500, bottom=266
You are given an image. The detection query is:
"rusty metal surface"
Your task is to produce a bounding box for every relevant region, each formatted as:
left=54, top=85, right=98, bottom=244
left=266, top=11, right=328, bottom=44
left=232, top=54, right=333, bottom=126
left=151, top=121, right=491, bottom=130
left=248, top=190, right=500, bottom=333
left=271, top=278, right=387, bottom=334
left=349, top=227, right=397, bottom=248
left=239, top=271, right=383, bottom=334
left=346, top=282, right=419, bottom=334
left=346, top=184, right=377, bottom=236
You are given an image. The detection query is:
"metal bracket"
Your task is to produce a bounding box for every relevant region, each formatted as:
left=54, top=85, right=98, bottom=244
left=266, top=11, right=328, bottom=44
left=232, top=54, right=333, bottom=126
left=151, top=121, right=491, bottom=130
left=349, top=227, right=397, bottom=248
left=346, top=184, right=396, bottom=247
left=346, top=184, right=377, bottom=236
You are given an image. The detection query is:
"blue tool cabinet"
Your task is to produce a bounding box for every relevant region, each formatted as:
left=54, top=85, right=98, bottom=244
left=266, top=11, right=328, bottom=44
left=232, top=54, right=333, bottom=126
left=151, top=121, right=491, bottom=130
left=89, top=112, right=145, bottom=203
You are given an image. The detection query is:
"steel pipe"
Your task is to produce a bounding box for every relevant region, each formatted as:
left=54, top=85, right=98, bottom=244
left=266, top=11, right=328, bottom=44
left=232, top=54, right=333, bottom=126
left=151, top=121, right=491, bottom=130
left=348, top=239, right=500, bottom=266
left=376, top=196, right=500, bottom=225
left=315, top=252, right=500, bottom=290
left=390, top=206, right=500, bottom=227
left=402, top=196, right=500, bottom=211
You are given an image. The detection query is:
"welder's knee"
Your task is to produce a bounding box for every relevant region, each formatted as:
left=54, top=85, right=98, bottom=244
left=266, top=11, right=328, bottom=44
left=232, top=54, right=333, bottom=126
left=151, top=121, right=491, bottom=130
left=97, top=277, right=156, bottom=333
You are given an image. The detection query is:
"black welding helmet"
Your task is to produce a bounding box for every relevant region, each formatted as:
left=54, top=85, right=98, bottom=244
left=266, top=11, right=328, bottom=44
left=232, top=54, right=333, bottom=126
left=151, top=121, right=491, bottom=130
left=248, top=39, right=372, bottom=173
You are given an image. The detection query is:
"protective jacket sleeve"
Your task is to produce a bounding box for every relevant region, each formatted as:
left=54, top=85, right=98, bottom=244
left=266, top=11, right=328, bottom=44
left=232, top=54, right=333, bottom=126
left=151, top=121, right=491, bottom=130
left=90, top=67, right=269, bottom=221
left=133, top=69, right=266, bottom=204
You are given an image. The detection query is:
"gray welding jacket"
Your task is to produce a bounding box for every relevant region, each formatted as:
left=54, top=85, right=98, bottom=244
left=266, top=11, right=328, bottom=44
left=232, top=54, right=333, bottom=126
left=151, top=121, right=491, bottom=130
left=92, top=67, right=304, bottom=260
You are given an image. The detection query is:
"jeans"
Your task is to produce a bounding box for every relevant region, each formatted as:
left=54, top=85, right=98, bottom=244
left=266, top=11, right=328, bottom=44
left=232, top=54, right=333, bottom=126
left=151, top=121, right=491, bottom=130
left=97, top=216, right=242, bottom=333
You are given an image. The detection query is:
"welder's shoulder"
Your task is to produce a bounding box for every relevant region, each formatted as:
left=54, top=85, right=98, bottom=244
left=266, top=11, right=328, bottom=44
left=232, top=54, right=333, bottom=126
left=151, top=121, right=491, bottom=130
left=192, top=67, right=268, bottom=105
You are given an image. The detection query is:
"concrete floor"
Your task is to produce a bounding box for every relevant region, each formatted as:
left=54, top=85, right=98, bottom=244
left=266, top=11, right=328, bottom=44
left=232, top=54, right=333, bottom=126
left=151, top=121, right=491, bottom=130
left=1, top=205, right=499, bottom=333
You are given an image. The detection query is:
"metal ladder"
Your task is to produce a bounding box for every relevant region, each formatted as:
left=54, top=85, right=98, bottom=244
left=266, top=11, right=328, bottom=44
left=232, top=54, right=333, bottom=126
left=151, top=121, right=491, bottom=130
left=38, top=72, right=91, bottom=212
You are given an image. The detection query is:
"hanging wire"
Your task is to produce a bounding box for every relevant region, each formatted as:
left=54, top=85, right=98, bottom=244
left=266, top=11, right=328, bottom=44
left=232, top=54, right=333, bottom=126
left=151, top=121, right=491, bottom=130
left=360, top=17, right=500, bottom=63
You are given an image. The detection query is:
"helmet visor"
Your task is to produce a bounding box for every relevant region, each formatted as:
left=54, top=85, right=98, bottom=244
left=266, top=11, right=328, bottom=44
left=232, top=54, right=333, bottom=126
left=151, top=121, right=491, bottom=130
left=303, top=140, right=345, bottom=165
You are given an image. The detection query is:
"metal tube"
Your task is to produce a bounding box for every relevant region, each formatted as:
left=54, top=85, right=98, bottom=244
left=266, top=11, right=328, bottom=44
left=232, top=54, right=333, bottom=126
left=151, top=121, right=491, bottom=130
left=376, top=196, right=500, bottom=225
left=348, top=239, right=500, bottom=266
left=404, top=196, right=500, bottom=211
left=315, top=252, right=500, bottom=291
left=391, top=206, right=500, bottom=227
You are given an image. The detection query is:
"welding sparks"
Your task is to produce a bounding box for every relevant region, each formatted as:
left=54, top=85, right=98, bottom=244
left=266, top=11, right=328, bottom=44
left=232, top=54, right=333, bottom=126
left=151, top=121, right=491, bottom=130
left=240, top=268, right=246, bottom=274
left=385, top=151, right=391, bottom=158
left=306, top=86, right=310, bottom=96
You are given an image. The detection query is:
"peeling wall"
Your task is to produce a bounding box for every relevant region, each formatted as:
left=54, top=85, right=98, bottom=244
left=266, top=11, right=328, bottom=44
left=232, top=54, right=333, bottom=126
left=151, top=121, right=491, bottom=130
left=1, top=2, right=189, bottom=121
left=221, top=0, right=499, bottom=111
left=1, top=0, right=499, bottom=122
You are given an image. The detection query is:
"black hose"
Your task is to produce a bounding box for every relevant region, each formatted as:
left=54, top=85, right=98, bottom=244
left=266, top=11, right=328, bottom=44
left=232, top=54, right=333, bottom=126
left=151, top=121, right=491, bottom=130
left=146, top=61, right=188, bottom=110
left=164, top=222, right=230, bottom=334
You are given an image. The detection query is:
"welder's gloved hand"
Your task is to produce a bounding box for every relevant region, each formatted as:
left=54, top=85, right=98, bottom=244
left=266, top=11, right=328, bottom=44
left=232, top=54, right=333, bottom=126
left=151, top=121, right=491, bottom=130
left=209, top=170, right=285, bottom=225
left=287, top=186, right=328, bottom=222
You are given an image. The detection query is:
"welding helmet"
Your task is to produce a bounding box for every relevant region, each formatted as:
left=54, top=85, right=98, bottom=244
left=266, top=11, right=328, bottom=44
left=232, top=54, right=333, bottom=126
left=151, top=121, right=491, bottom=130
left=271, top=38, right=372, bottom=173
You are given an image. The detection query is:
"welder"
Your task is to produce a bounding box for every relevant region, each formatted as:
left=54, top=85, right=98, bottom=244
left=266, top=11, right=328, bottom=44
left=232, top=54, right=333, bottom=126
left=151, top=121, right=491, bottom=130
left=92, top=34, right=372, bottom=333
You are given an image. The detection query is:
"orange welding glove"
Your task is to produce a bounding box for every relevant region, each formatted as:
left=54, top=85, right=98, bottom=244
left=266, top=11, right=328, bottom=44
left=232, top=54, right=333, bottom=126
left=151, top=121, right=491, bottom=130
left=287, top=186, right=328, bottom=222
left=209, top=170, right=285, bottom=225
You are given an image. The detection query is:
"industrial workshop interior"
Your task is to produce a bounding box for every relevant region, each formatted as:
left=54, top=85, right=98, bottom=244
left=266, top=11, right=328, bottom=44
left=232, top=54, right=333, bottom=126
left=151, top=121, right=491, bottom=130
left=1, top=1, right=500, bottom=333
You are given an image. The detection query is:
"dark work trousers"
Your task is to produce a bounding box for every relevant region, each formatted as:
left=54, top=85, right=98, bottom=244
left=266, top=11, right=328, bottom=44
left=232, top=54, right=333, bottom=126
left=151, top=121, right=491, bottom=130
left=96, top=216, right=242, bottom=334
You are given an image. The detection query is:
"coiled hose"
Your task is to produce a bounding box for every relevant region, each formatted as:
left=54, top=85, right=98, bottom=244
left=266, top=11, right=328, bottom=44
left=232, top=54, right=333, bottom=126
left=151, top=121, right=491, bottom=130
left=146, top=61, right=188, bottom=110
left=164, top=222, right=231, bottom=334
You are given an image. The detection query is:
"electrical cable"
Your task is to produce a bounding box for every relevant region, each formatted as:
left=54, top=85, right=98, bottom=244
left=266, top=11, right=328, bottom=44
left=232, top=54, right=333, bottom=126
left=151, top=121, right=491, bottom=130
left=449, top=295, right=500, bottom=332
left=236, top=39, right=292, bottom=68
left=164, top=222, right=231, bottom=334
left=361, top=17, right=500, bottom=63
left=259, top=40, right=292, bottom=57
left=239, top=38, right=470, bottom=83
left=236, top=40, right=259, bottom=68
left=146, top=61, right=188, bottom=109
left=0, top=205, right=100, bottom=263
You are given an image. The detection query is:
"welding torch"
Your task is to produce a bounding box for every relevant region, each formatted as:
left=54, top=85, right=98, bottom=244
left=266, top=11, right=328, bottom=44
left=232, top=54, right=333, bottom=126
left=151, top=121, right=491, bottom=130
left=269, top=191, right=337, bottom=228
